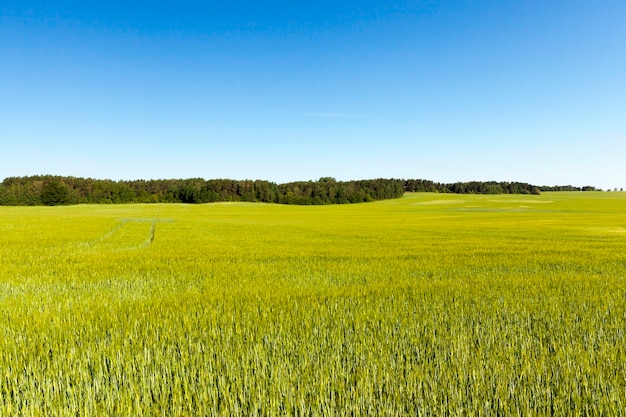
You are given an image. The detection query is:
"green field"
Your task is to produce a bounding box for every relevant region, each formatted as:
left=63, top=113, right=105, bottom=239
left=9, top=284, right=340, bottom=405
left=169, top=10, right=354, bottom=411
left=1, top=192, right=625, bottom=415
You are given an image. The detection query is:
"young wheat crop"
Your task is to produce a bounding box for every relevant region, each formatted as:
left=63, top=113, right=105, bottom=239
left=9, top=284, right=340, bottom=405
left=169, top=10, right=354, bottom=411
left=0, top=193, right=625, bottom=415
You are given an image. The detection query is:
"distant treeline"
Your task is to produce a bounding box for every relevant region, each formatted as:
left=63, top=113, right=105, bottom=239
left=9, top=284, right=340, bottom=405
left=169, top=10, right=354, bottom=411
left=0, top=176, right=404, bottom=206
left=404, top=179, right=600, bottom=195
left=537, top=185, right=600, bottom=192
left=0, top=176, right=601, bottom=206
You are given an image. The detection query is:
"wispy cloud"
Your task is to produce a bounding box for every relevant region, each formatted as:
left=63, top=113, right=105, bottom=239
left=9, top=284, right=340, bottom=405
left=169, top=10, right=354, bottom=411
left=301, top=112, right=363, bottom=119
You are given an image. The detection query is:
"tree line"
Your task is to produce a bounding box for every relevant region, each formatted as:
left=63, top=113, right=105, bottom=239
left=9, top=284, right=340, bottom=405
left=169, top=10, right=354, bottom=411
left=0, top=176, right=600, bottom=206
left=0, top=176, right=404, bottom=206
left=404, top=179, right=599, bottom=194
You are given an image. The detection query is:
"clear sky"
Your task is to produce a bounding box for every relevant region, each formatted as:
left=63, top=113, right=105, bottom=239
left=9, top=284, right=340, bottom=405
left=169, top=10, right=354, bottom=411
left=1, top=1, right=624, bottom=189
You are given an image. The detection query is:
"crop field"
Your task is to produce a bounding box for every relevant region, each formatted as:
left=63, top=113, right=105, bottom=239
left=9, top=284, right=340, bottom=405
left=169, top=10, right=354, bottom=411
left=1, top=192, right=625, bottom=416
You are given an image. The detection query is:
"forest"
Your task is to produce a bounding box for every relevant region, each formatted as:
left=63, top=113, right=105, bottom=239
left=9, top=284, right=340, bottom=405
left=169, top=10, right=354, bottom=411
left=0, top=175, right=599, bottom=206
left=403, top=179, right=598, bottom=194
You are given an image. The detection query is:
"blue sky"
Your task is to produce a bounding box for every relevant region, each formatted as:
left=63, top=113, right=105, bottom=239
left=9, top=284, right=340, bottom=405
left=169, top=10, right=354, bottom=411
left=1, top=1, right=624, bottom=189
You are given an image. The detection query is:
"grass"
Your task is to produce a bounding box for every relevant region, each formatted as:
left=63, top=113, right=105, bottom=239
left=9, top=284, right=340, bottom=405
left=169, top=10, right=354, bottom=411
left=1, top=192, right=625, bottom=415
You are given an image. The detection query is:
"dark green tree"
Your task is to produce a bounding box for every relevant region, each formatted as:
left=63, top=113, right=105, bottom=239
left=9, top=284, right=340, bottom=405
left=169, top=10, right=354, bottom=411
left=40, top=180, right=70, bottom=206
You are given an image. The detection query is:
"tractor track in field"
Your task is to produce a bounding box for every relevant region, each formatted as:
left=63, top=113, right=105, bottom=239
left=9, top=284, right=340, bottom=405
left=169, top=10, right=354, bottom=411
left=77, top=217, right=172, bottom=252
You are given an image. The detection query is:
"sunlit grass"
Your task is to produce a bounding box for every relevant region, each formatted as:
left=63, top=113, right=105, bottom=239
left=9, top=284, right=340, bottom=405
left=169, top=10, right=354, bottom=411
left=1, top=192, right=625, bottom=415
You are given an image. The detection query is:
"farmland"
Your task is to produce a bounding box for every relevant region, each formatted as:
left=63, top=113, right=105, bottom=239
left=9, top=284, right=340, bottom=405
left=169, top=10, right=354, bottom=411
left=1, top=192, right=625, bottom=415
